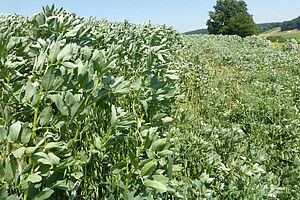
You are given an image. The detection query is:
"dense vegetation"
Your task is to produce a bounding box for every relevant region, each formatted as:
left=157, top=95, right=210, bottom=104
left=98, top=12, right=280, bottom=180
left=178, top=36, right=300, bottom=199
left=1, top=6, right=300, bottom=199
left=207, top=0, right=257, bottom=37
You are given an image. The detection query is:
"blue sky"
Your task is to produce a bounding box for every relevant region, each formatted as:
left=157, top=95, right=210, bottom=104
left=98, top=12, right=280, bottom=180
left=1, top=0, right=300, bottom=32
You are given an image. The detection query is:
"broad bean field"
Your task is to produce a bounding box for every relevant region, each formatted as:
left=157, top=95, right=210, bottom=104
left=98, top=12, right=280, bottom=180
left=0, top=6, right=299, bottom=199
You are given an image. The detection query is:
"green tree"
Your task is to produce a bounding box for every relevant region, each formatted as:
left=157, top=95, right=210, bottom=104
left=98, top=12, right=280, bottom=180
left=207, top=0, right=258, bottom=37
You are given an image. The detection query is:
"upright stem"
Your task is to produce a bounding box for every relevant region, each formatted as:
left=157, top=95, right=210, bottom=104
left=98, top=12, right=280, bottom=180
left=31, top=85, right=43, bottom=142
left=25, top=85, right=42, bottom=200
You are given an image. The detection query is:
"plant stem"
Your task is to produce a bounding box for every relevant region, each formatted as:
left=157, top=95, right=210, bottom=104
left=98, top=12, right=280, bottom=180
left=31, top=85, right=43, bottom=142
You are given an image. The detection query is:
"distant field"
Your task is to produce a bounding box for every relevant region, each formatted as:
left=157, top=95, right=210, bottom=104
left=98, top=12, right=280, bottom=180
left=259, top=27, right=281, bottom=36
left=260, top=27, right=300, bottom=42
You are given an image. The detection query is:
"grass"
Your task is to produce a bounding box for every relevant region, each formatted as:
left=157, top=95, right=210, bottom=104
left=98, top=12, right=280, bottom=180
left=259, top=27, right=281, bottom=36
left=281, top=32, right=300, bottom=40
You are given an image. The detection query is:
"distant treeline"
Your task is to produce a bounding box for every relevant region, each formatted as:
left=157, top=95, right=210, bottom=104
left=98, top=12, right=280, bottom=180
left=281, top=16, right=300, bottom=31
left=256, top=16, right=300, bottom=32
left=257, top=22, right=281, bottom=32
left=184, top=16, right=300, bottom=35
left=184, top=28, right=208, bottom=35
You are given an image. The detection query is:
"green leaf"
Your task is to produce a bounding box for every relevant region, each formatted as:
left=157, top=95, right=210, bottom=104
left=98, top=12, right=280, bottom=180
left=27, top=174, right=42, bottom=183
left=5, top=155, right=17, bottom=182
left=114, top=81, right=130, bottom=94
left=70, top=102, right=83, bottom=117
left=62, top=61, right=78, bottom=69
left=112, top=162, right=126, bottom=174
left=39, top=106, right=52, bottom=126
left=48, top=179, right=69, bottom=190
left=65, top=24, right=83, bottom=38
left=141, top=160, right=157, bottom=176
left=200, top=172, right=215, bottom=183
left=49, top=42, right=60, bottom=63
left=37, top=155, right=53, bottom=165
left=144, top=179, right=168, bottom=193
left=57, top=44, right=72, bottom=62
left=111, top=76, right=130, bottom=94
left=151, top=138, right=166, bottom=151
left=48, top=153, right=60, bottom=165
left=131, top=78, right=141, bottom=90
left=49, top=94, right=68, bottom=116
left=71, top=172, right=83, bottom=180
left=165, top=74, right=179, bottom=80
left=34, top=13, right=45, bottom=26
left=0, top=126, right=7, bottom=142
left=8, top=121, right=22, bottom=142
left=0, top=164, right=5, bottom=181
left=12, top=147, right=26, bottom=159
left=0, top=186, right=8, bottom=200
left=167, top=156, right=173, bottom=179
left=129, top=149, right=138, bottom=169
left=77, top=60, right=87, bottom=75
left=65, top=92, right=76, bottom=106
left=34, top=188, right=54, bottom=200
left=158, top=53, right=165, bottom=63
left=6, top=195, right=19, bottom=200
left=24, top=81, right=36, bottom=102
left=42, top=67, right=55, bottom=91
left=172, top=164, right=183, bottom=172
left=153, top=175, right=169, bottom=184
left=140, top=100, right=148, bottom=112
left=39, top=158, right=53, bottom=165
left=25, top=147, right=38, bottom=155
left=7, top=37, right=19, bottom=51
left=157, top=150, right=173, bottom=156
left=34, top=52, right=47, bottom=72
left=111, top=105, right=117, bottom=126
left=21, top=124, right=32, bottom=144
left=146, top=149, right=156, bottom=159
left=91, top=49, right=100, bottom=61
left=45, top=142, right=64, bottom=150
left=161, top=117, right=173, bottom=124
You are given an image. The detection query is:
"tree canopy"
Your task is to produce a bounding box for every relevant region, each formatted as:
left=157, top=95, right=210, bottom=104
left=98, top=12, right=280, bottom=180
left=207, top=0, right=258, bottom=37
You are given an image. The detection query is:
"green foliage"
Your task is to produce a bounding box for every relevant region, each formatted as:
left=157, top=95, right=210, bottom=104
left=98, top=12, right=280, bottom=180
left=207, top=0, right=257, bottom=37
left=266, top=35, right=288, bottom=43
left=257, top=22, right=282, bottom=33
left=281, top=16, right=300, bottom=31
left=0, top=5, right=183, bottom=199
left=175, top=35, right=300, bottom=199
left=1, top=5, right=300, bottom=200
left=226, top=12, right=258, bottom=37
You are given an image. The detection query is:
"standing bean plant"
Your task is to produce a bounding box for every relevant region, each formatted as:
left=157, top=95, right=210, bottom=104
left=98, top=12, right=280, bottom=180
left=0, top=6, right=183, bottom=199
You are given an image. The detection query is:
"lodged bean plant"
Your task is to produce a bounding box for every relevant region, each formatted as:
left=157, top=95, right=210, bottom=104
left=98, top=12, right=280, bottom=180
left=174, top=35, right=300, bottom=199
left=0, top=5, right=183, bottom=199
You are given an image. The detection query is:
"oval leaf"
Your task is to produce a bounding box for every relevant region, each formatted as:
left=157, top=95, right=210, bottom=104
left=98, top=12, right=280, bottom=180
left=27, top=174, right=42, bottom=183
left=144, top=179, right=168, bottom=193
left=141, top=160, right=157, bottom=176
left=8, top=121, right=22, bottom=142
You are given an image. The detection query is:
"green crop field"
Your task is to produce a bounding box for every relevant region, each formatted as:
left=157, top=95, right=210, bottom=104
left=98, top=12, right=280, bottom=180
left=1, top=6, right=300, bottom=199
left=260, top=27, right=300, bottom=42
